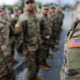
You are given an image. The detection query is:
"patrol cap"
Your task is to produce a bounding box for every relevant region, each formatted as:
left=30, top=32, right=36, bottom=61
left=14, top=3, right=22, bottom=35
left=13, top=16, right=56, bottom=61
left=42, top=4, right=49, bottom=9
left=0, top=6, right=5, bottom=11
left=13, top=6, right=19, bottom=11
left=19, top=10, right=21, bottom=13
left=50, top=5, right=56, bottom=9
left=56, top=6, right=63, bottom=12
left=24, top=0, right=35, bottom=3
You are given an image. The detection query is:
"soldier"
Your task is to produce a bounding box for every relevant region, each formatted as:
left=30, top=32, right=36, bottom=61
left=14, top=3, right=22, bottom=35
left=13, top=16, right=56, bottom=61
left=12, top=6, right=20, bottom=25
left=18, top=10, right=22, bottom=15
left=48, top=5, right=59, bottom=51
left=15, top=0, right=44, bottom=80
left=56, top=7, right=64, bottom=34
left=39, top=4, right=52, bottom=70
left=61, top=6, right=80, bottom=80
left=0, top=6, right=11, bottom=22
left=7, top=10, right=12, bottom=22
left=11, top=6, right=20, bottom=63
left=0, top=6, right=15, bottom=80
left=7, top=10, right=11, bottom=18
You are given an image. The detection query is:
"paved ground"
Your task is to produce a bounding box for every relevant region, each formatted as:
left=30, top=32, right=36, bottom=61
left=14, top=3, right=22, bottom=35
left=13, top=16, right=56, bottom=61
left=14, top=11, right=73, bottom=80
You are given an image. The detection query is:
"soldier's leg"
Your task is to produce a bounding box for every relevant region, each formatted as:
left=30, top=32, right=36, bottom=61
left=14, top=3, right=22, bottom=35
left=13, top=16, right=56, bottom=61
left=35, top=50, right=44, bottom=80
left=41, top=41, right=52, bottom=70
left=4, top=55, right=15, bottom=80
left=8, top=70, right=15, bottom=80
left=24, top=51, right=38, bottom=80
left=46, top=40, right=53, bottom=59
left=0, top=71, right=15, bottom=80
left=11, top=41, right=18, bottom=63
left=40, top=43, right=50, bottom=70
left=51, top=33, right=58, bottom=51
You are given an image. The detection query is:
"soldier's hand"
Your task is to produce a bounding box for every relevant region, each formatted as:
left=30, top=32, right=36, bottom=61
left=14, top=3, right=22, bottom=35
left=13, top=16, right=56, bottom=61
left=23, top=51, right=28, bottom=56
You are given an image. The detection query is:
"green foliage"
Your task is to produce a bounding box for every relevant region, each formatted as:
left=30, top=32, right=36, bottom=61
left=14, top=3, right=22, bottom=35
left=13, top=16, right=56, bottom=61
left=8, top=6, right=14, bottom=13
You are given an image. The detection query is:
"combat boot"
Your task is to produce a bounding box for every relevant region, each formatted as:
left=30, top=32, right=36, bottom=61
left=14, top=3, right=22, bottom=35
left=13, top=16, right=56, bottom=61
left=48, top=54, right=53, bottom=59
left=46, top=63, right=52, bottom=67
left=41, top=64, right=49, bottom=70
left=51, top=47, right=58, bottom=51
left=57, top=37, right=60, bottom=40
left=58, top=34, right=61, bottom=37
left=19, top=53, right=23, bottom=56
left=36, top=77, right=44, bottom=80
left=13, top=59, right=18, bottom=64
left=55, top=42, right=59, bottom=45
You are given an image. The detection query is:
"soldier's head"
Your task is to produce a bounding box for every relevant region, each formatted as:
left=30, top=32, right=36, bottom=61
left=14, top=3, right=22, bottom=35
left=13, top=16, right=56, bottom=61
left=0, top=6, right=5, bottom=16
left=24, top=0, right=35, bottom=12
left=7, top=10, right=11, bottom=17
left=42, top=4, right=49, bottom=14
left=13, top=7, right=19, bottom=16
left=18, top=10, right=22, bottom=15
left=56, top=9, right=62, bottom=13
left=49, top=5, right=56, bottom=13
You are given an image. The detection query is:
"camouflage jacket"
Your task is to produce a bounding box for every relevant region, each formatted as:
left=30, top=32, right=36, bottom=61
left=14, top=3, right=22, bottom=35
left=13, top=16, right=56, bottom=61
left=15, top=12, right=41, bottom=51
left=0, top=16, right=14, bottom=78
left=39, top=13, right=52, bottom=40
left=12, top=15, right=19, bottom=27
left=57, top=13, right=63, bottom=23
left=48, top=13, right=54, bottom=28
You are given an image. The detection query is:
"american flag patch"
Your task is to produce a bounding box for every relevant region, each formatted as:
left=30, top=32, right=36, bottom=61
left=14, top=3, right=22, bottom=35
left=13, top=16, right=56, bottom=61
left=68, top=38, right=80, bottom=48
left=15, top=24, right=20, bottom=28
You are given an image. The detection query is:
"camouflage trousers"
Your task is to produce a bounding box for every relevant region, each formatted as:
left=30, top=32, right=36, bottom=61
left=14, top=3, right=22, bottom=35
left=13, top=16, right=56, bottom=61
left=0, top=70, right=15, bottom=80
left=24, top=49, right=42, bottom=80
left=11, top=41, right=15, bottom=56
left=61, top=67, right=80, bottom=80
left=40, top=40, right=49, bottom=64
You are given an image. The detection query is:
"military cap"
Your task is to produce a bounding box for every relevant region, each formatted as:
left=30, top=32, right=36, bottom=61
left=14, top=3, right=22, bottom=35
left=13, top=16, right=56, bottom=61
left=42, top=4, right=49, bottom=9
left=56, top=6, right=63, bottom=12
left=50, top=5, right=56, bottom=9
left=0, top=6, right=5, bottom=11
left=19, top=10, right=21, bottom=13
left=13, top=6, right=19, bottom=11
left=24, top=0, right=34, bottom=3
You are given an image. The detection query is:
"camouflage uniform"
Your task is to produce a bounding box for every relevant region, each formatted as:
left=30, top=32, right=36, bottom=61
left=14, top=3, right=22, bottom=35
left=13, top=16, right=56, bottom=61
left=7, top=10, right=12, bottom=21
left=11, top=7, right=20, bottom=57
left=48, top=12, right=55, bottom=48
left=61, top=6, right=80, bottom=80
left=15, top=11, right=41, bottom=80
left=56, top=7, right=64, bottom=33
left=0, top=14, right=15, bottom=80
left=48, top=5, right=58, bottom=48
left=39, top=4, right=52, bottom=64
left=49, top=5, right=59, bottom=46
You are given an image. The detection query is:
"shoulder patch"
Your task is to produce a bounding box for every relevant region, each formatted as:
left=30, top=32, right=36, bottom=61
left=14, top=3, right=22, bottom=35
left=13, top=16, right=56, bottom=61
left=15, top=24, right=20, bottom=28
left=68, top=37, right=80, bottom=48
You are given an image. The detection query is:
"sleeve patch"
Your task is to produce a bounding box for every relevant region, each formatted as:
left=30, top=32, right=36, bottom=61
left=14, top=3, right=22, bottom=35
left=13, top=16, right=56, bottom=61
left=68, top=37, right=80, bottom=48
left=15, top=24, right=20, bottom=28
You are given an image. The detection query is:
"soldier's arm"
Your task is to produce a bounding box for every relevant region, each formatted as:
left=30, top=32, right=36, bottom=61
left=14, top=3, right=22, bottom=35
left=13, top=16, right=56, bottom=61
left=15, top=20, right=27, bottom=54
left=9, top=24, right=15, bottom=38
